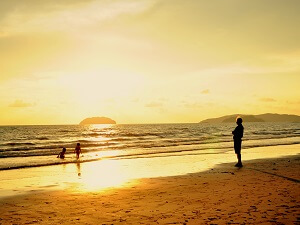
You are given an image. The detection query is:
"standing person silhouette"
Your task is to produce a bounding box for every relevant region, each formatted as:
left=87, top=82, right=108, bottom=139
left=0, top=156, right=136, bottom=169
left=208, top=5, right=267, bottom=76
left=75, top=143, right=81, bottom=160
left=232, top=117, right=244, bottom=167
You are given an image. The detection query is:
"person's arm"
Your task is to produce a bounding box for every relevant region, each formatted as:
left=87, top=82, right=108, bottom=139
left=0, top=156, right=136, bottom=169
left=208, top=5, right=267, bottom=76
left=241, top=127, right=244, bottom=139
left=237, top=127, right=243, bottom=139
left=232, top=127, right=237, bottom=135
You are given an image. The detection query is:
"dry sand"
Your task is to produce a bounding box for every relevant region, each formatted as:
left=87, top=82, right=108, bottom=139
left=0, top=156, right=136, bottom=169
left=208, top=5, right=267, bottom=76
left=0, top=155, right=299, bottom=224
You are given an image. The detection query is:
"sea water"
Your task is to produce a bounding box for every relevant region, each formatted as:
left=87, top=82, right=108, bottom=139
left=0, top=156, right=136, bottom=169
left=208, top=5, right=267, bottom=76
left=0, top=123, right=299, bottom=170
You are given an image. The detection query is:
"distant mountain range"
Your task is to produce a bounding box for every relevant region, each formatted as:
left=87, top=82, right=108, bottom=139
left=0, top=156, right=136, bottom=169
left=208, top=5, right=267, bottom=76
left=79, top=117, right=116, bottom=125
left=200, top=113, right=300, bottom=123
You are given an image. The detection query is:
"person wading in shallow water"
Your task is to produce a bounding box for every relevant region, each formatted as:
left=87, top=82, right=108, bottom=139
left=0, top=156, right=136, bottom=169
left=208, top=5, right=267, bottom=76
left=232, top=117, right=244, bottom=167
left=75, top=143, right=81, bottom=160
left=57, top=147, right=66, bottom=159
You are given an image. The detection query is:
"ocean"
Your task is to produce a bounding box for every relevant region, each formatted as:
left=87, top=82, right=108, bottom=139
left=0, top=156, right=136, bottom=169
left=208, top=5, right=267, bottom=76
left=0, top=123, right=299, bottom=170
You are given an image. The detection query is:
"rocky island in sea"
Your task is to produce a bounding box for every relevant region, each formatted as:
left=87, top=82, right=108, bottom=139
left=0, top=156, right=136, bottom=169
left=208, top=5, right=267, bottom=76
left=200, top=113, right=300, bottom=123
left=79, top=117, right=116, bottom=125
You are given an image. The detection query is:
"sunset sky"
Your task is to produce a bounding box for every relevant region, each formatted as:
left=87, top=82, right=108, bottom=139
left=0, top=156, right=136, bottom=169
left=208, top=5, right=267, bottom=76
left=1, top=0, right=300, bottom=125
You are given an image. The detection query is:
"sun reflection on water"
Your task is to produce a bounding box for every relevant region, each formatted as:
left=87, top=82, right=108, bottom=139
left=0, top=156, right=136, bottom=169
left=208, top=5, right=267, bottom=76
left=73, top=159, right=135, bottom=192
left=88, top=124, right=115, bottom=132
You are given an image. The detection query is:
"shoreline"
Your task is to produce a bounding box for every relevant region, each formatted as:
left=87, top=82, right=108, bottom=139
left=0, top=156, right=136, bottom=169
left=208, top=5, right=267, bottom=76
left=0, top=144, right=300, bottom=199
left=1, top=140, right=299, bottom=171
left=0, top=153, right=299, bottom=224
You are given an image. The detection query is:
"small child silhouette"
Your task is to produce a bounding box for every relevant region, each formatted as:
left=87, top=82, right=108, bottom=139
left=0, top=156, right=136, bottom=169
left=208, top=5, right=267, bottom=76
left=57, top=147, right=66, bottom=159
left=75, top=143, right=81, bottom=160
left=232, top=117, right=244, bottom=167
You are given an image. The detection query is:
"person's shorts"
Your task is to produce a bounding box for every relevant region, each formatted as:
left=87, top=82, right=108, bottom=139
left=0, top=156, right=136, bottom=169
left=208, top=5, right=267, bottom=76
left=234, top=140, right=242, bottom=154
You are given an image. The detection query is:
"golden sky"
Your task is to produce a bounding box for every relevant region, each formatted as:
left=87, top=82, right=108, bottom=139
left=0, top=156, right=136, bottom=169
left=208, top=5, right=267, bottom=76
left=0, top=0, right=300, bottom=125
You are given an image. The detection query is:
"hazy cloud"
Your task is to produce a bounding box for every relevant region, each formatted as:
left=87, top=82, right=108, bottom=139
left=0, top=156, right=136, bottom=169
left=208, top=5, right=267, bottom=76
left=286, top=100, right=300, bottom=104
left=9, top=100, right=35, bottom=107
left=131, top=98, right=140, bottom=103
left=183, top=102, right=202, bottom=108
left=201, top=89, right=210, bottom=94
left=145, top=101, right=163, bottom=107
left=260, top=97, right=276, bottom=102
left=0, top=0, right=158, bottom=35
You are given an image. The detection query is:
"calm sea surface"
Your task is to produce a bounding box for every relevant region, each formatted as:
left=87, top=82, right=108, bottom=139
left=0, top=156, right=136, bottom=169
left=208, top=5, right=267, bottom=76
left=0, top=123, right=299, bottom=170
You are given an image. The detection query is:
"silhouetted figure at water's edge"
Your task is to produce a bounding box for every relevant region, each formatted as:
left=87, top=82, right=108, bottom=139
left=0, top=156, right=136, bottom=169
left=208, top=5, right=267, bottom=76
left=232, top=117, right=244, bottom=167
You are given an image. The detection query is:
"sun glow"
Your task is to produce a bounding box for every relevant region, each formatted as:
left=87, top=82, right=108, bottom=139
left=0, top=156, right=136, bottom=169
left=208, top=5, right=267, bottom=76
left=0, top=0, right=300, bottom=125
left=74, top=160, right=136, bottom=192
left=57, top=70, right=145, bottom=105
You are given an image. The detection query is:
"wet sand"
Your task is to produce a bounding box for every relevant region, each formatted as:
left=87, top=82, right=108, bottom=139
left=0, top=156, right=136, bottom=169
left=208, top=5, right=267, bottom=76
left=0, top=149, right=299, bottom=224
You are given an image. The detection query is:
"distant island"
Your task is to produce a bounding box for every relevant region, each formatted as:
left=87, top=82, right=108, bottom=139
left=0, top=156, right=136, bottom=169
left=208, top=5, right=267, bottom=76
left=79, top=117, right=116, bottom=125
left=200, top=113, right=300, bottom=123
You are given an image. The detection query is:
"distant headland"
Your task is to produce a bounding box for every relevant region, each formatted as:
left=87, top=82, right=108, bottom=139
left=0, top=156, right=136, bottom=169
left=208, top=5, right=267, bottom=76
left=79, top=117, right=116, bottom=125
left=200, top=113, right=300, bottom=123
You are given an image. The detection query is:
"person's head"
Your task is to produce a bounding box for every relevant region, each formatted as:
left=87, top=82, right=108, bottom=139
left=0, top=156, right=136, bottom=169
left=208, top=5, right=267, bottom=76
left=62, top=147, right=66, bottom=152
left=236, top=117, right=243, bottom=125
left=77, top=143, right=80, bottom=146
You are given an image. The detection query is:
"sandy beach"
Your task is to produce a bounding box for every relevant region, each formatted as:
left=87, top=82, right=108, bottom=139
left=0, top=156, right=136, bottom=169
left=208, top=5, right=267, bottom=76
left=2, top=0, right=300, bottom=223
left=0, top=145, right=299, bottom=224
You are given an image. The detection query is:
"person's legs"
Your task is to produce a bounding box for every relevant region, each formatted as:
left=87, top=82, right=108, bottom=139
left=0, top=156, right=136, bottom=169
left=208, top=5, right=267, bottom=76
left=237, top=153, right=242, bottom=166
left=234, top=141, right=242, bottom=167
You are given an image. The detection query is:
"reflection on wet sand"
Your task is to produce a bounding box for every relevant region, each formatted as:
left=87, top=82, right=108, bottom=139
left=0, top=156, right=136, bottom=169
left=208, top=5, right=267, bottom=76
left=0, top=144, right=299, bottom=199
left=75, top=159, right=136, bottom=192
left=71, top=144, right=300, bottom=193
left=76, top=162, right=81, bottom=177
